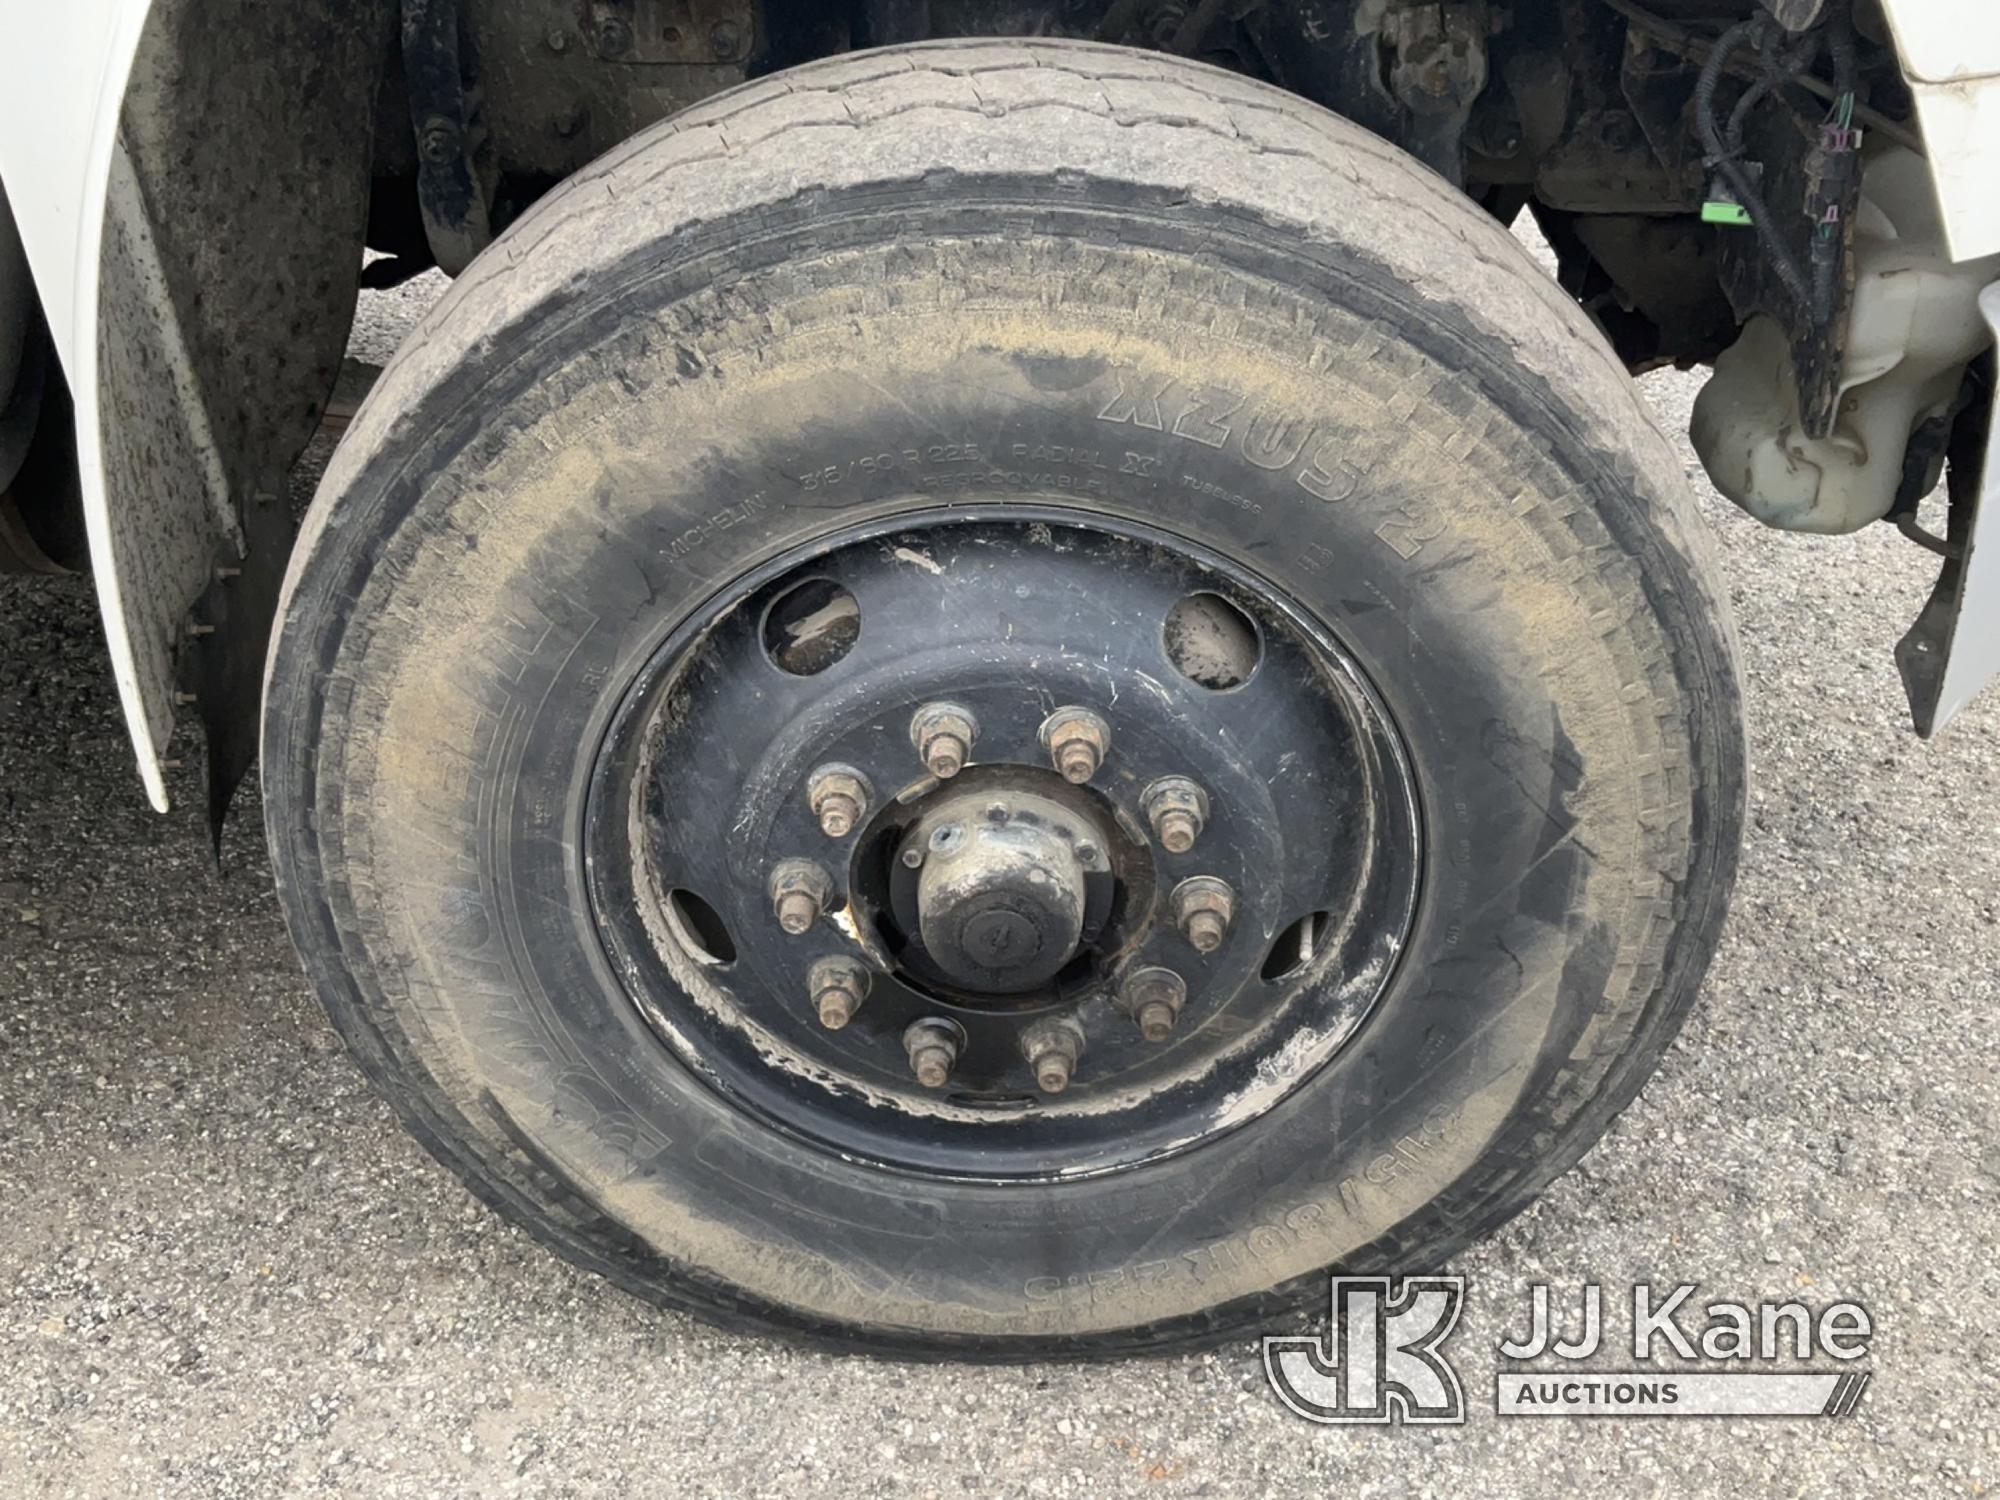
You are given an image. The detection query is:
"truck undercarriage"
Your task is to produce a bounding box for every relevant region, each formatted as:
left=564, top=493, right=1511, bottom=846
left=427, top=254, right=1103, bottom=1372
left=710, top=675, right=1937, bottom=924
left=5, top=1, right=1990, bottom=818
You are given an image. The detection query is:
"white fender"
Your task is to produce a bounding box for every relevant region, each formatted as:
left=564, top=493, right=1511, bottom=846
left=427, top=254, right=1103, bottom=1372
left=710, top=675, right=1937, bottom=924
left=0, top=0, right=169, bottom=808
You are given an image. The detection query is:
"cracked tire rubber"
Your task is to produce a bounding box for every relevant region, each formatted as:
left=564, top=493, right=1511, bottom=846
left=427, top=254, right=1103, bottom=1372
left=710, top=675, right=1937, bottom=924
left=262, top=39, right=1746, bottom=1357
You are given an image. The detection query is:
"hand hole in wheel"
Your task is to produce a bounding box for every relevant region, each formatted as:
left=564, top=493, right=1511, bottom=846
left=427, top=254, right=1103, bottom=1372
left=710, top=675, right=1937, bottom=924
left=1164, top=592, right=1261, bottom=690
left=760, top=578, right=860, bottom=676
left=664, top=888, right=737, bottom=966
left=1261, top=911, right=1333, bottom=981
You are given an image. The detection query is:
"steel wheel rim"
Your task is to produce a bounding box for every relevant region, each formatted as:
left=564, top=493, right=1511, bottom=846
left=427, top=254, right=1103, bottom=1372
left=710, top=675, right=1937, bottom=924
left=583, top=506, right=1425, bottom=1180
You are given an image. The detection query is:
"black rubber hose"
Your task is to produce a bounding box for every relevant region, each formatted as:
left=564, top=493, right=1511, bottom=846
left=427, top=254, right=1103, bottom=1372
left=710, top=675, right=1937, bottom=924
left=1725, top=23, right=1809, bottom=151
left=1828, top=11, right=1857, bottom=101
left=1725, top=24, right=1782, bottom=147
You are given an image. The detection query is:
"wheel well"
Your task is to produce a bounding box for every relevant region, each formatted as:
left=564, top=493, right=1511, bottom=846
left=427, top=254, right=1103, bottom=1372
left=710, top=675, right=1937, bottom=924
left=102, top=0, right=1943, bottom=819
left=122, top=0, right=1924, bottom=538
left=0, top=182, right=84, bottom=575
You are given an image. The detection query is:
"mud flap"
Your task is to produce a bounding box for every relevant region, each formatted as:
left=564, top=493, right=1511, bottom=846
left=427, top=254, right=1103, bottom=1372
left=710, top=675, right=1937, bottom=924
left=1896, top=282, right=2000, bottom=736
left=179, top=484, right=295, bottom=851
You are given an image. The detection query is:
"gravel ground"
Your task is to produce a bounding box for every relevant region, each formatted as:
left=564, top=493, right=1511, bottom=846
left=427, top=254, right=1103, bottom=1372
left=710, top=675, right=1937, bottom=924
left=2, top=270, right=1997, bottom=1499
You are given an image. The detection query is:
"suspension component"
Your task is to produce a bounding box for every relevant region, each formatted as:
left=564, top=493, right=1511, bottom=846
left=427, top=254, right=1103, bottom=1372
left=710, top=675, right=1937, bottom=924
left=768, top=858, right=834, bottom=934
left=903, top=1018, right=963, bottom=1089
left=1021, top=1015, right=1086, bottom=1094
left=807, top=763, right=872, bottom=838
left=910, top=701, right=979, bottom=780
left=809, top=956, right=871, bottom=1030
left=1171, top=876, right=1236, bottom=954
left=1039, top=706, right=1111, bottom=784
left=1141, top=776, right=1209, bottom=854
left=1118, top=966, right=1187, bottom=1042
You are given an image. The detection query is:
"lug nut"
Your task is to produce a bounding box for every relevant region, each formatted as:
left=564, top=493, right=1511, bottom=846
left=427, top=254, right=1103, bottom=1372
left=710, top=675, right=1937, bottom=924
left=769, top=859, right=834, bottom=934
left=809, top=956, right=870, bottom=1030
left=774, top=892, right=818, bottom=934
left=1040, top=706, right=1111, bottom=784
left=1118, top=966, right=1188, bottom=1043
left=1172, top=876, right=1236, bottom=954
left=904, top=1018, right=962, bottom=1089
left=1141, top=776, right=1210, bottom=854
left=807, top=763, right=872, bottom=838
left=911, top=702, right=978, bottom=780
left=1022, top=1016, right=1086, bottom=1094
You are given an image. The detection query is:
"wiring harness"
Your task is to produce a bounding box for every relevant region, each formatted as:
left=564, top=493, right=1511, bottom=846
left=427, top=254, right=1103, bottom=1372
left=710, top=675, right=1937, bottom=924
left=1693, top=8, right=1863, bottom=324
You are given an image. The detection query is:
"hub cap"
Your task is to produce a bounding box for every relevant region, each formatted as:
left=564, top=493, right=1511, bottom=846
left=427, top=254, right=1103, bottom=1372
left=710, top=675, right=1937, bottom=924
left=911, top=787, right=1097, bottom=993
left=584, top=513, right=1422, bottom=1179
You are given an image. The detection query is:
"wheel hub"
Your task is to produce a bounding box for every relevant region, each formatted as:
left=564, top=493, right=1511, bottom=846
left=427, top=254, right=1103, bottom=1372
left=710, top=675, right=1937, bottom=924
left=585, top=512, right=1423, bottom=1178
left=907, top=786, right=1104, bottom=994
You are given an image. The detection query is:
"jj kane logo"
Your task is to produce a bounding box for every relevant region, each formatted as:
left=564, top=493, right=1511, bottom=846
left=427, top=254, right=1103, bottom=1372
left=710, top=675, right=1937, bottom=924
left=1264, top=1277, right=1467, bottom=1424
left=1265, top=1278, right=1873, bottom=1424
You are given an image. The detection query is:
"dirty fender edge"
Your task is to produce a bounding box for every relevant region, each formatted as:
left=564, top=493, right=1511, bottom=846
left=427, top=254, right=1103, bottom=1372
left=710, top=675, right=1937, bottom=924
left=0, top=0, right=167, bottom=808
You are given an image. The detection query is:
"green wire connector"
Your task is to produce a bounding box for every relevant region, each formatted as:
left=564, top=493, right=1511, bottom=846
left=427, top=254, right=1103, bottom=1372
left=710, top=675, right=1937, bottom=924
left=1703, top=199, right=1753, bottom=226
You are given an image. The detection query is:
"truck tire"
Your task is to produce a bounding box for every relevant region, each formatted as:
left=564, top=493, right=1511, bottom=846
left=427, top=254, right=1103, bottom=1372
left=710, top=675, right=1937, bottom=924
left=263, top=39, right=1744, bottom=1357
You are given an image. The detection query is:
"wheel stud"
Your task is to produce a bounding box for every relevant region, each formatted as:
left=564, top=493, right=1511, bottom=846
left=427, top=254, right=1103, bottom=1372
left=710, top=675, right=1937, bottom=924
left=807, top=763, right=872, bottom=838
left=1118, top=966, right=1187, bottom=1043
left=1022, top=1016, right=1085, bottom=1094
left=1039, top=707, right=1111, bottom=785
left=1141, top=776, right=1209, bottom=854
left=769, top=859, right=834, bottom=934
left=809, top=956, right=870, bottom=1029
left=1172, top=876, right=1236, bottom=954
left=904, top=1018, right=961, bottom=1089
left=911, top=702, right=978, bottom=780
